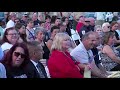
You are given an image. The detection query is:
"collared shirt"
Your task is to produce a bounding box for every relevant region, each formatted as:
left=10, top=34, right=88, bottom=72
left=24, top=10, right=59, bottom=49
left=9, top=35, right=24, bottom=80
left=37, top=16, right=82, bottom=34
left=30, top=60, right=39, bottom=73
left=31, top=60, right=45, bottom=78
left=70, top=42, right=94, bottom=64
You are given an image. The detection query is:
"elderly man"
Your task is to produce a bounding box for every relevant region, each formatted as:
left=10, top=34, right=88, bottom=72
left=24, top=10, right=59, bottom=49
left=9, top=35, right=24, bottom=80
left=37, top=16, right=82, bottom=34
left=70, top=31, right=107, bottom=78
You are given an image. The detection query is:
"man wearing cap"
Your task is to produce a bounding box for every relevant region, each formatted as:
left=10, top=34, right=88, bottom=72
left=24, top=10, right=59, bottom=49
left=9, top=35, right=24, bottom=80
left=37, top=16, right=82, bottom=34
left=32, top=12, right=40, bottom=27
left=79, top=18, right=93, bottom=39
left=20, top=13, right=28, bottom=27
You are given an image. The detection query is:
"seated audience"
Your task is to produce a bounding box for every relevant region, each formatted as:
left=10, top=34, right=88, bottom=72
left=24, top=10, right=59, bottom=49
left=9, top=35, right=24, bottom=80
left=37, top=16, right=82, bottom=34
left=100, top=31, right=120, bottom=71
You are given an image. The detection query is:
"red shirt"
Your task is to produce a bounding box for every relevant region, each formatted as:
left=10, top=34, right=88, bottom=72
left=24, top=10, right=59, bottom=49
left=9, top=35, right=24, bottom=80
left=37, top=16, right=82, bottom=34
left=48, top=50, right=83, bottom=78
left=76, top=22, right=84, bottom=33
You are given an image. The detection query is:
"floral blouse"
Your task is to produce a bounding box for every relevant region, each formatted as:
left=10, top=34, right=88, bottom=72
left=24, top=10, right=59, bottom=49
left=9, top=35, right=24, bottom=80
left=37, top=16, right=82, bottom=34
left=99, top=45, right=120, bottom=71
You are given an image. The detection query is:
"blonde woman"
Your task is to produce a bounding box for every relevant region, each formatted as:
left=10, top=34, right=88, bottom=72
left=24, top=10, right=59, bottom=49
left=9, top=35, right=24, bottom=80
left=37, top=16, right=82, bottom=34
left=48, top=33, right=83, bottom=78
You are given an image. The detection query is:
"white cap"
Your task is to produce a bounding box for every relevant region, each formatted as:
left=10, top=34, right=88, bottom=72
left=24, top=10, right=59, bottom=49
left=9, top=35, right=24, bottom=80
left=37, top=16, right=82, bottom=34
left=1, top=42, right=13, bottom=52
left=5, top=20, right=15, bottom=30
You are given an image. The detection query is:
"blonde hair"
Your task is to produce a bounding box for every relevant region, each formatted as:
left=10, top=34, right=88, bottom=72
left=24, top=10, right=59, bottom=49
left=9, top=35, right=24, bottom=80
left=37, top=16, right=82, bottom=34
left=94, top=25, right=102, bottom=31
left=51, top=33, right=71, bottom=51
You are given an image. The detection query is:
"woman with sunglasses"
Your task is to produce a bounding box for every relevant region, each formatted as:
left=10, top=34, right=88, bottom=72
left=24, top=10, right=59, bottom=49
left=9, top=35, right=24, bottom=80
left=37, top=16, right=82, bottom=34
left=1, top=42, right=30, bottom=78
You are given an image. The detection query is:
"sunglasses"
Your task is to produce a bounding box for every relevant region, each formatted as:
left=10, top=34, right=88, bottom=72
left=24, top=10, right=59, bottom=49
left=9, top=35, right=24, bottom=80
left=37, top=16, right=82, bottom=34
left=85, top=21, right=90, bottom=22
left=14, top=52, right=26, bottom=58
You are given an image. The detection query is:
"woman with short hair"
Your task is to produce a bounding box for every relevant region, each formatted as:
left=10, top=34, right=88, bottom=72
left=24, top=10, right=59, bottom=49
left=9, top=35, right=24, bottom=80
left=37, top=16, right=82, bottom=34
left=48, top=33, right=83, bottom=78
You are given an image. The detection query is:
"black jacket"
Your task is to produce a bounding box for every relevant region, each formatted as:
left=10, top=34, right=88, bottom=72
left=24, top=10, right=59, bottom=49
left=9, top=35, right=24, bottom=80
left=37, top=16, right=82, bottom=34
left=24, top=61, right=47, bottom=78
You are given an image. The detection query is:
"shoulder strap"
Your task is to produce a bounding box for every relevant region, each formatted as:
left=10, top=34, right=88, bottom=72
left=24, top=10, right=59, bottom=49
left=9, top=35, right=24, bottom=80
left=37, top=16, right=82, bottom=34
left=26, top=28, right=35, bottom=40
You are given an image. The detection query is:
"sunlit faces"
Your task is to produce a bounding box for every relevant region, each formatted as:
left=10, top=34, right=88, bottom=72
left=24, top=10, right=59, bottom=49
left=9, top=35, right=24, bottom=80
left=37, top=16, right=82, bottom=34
left=61, top=38, right=71, bottom=51
left=93, top=33, right=101, bottom=47
left=96, top=28, right=102, bottom=33
left=19, top=25, right=26, bottom=34
left=103, top=24, right=110, bottom=32
left=112, top=24, right=119, bottom=31
left=60, top=23, right=67, bottom=32
left=40, top=23, right=45, bottom=28
left=87, top=34, right=96, bottom=49
left=51, top=29, right=59, bottom=38
left=6, top=29, right=19, bottom=44
left=55, top=19, right=61, bottom=26
left=108, top=35, right=116, bottom=45
left=79, top=16, right=85, bottom=22
left=36, top=31, right=45, bottom=41
left=28, top=21, right=34, bottom=28
left=12, top=47, right=26, bottom=67
left=45, top=18, right=51, bottom=23
left=65, top=18, right=69, bottom=25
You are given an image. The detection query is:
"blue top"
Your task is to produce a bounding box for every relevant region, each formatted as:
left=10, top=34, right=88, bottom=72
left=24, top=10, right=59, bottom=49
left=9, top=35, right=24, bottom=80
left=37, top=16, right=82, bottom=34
left=0, top=47, right=4, bottom=61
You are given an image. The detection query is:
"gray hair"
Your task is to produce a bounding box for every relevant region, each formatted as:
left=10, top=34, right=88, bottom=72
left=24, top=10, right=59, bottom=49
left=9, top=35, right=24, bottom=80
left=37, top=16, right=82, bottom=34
left=81, top=31, right=95, bottom=41
left=34, top=27, right=45, bottom=36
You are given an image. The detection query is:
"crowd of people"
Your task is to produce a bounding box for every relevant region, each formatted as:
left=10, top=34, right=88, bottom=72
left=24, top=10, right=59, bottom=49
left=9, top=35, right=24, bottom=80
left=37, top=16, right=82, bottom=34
left=0, top=12, right=120, bottom=78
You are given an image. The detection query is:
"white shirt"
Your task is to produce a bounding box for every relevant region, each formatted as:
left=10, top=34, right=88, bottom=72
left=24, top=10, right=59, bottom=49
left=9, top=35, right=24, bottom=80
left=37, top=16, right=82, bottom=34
left=30, top=60, right=40, bottom=73
left=70, top=42, right=94, bottom=64
left=116, top=29, right=120, bottom=37
left=0, top=63, right=7, bottom=78
left=45, top=66, right=51, bottom=78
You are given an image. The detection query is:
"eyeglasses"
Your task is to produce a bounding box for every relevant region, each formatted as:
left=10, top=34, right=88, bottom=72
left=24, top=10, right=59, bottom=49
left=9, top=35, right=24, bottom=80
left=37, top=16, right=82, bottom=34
left=14, top=52, right=26, bottom=58
left=114, top=26, right=118, bottom=27
left=7, top=33, right=18, bottom=36
left=85, top=21, right=90, bottom=22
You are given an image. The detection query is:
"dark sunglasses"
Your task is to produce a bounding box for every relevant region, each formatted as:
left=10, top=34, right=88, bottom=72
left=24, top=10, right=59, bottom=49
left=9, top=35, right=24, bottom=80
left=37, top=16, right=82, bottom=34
left=85, top=21, right=90, bottom=22
left=14, top=52, right=26, bottom=58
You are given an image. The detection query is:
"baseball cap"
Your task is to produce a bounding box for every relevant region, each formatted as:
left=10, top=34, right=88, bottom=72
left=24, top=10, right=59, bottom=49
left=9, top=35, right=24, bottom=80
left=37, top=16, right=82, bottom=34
left=5, top=20, right=15, bottom=30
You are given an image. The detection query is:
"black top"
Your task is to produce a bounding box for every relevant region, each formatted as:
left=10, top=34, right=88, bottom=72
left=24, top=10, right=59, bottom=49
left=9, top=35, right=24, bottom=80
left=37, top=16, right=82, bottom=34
left=91, top=47, right=101, bottom=67
left=24, top=61, right=47, bottom=78
left=4, top=65, right=27, bottom=78
left=34, top=19, right=40, bottom=26
left=79, top=25, right=93, bottom=39
left=43, top=42, right=50, bottom=60
left=110, top=30, right=120, bottom=47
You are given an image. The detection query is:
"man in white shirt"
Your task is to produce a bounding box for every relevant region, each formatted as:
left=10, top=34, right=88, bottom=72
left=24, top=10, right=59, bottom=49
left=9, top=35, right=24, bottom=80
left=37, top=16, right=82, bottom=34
left=70, top=31, right=107, bottom=78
